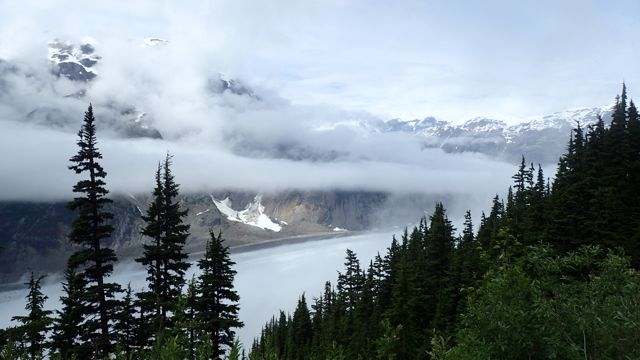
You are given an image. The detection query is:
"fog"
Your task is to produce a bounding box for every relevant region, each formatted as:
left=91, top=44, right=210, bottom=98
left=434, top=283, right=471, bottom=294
left=0, top=231, right=395, bottom=347
left=0, top=116, right=516, bottom=206
left=0, top=0, right=602, bottom=203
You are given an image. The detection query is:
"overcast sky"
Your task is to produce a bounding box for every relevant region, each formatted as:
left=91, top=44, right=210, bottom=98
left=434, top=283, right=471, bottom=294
left=1, top=0, right=638, bottom=122
left=0, top=0, right=634, bottom=201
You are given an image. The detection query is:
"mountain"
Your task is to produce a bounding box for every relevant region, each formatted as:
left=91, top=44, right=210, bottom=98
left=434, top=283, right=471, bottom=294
left=2, top=38, right=611, bottom=166
left=379, top=107, right=611, bottom=164
left=0, top=38, right=612, bottom=283
left=0, top=191, right=446, bottom=283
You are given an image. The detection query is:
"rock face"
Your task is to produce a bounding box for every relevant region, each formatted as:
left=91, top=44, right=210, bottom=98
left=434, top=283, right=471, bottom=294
left=0, top=190, right=439, bottom=283
left=49, top=40, right=99, bottom=81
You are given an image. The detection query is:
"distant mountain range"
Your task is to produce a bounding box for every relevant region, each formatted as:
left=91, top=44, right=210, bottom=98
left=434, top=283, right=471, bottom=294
left=378, top=107, right=611, bottom=164
left=1, top=38, right=613, bottom=166
left=0, top=38, right=614, bottom=283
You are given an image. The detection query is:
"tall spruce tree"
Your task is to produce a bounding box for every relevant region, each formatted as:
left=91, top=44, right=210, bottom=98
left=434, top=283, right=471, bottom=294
left=336, top=249, right=364, bottom=311
left=66, top=104, right=120, bottom=358
left=424, top=202, right=457, bottom=334
left=159, top=154, right=190, bottom=314
left=11, top=273, right=52, bottom=360
left=51, top=261, right=88, bottom=359
left=136, top=162, right=166, bottom=336
left=136, top=154, right=191, bottom=338
left=196, top=230, right=243, bottom=358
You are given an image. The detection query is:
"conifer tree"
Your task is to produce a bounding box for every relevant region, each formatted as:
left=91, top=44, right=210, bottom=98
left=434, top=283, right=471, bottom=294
left=51, top=262, right=87, bottom=359
left=196, top=230, right=243, bottom=358
left=336, top=249, right=364, bottom=311
left=159, top=154, right=191, bottom=311
left=136, top=162, right=165, bottom=336
left=424, top=202, right=457, bottom=333
left=452, top=211, right=481, bottom=317
left=11, top=273, right=52, bottom=360
left=113, top=284, right=137, bottom=358
left=136, top=154, right=191, bottom=337
left=285, top=295, right=313, bottom=360
left=66, top=104, right=120, bottom=357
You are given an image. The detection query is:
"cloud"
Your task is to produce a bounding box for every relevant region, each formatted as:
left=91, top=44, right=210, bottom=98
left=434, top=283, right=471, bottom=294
left=0, top=0, right=546, bottom=203
left=0, top=117, right=514, bottom=202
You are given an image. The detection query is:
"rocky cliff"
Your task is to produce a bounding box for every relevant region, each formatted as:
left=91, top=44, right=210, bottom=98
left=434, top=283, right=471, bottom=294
left=0, top=190, right=441, bottom=283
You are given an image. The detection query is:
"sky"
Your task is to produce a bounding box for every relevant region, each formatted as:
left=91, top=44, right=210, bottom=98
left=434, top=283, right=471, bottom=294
left=1, top=0, right=638, bottom=122
left=0, top=0, right=635, bottom=201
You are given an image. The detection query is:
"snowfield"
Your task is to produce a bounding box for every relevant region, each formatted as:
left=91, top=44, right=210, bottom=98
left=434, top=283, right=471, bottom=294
left=211, top=194, right=282, bottom=232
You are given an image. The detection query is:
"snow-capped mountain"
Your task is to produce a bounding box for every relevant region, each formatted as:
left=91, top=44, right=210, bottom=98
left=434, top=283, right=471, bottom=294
left=379, top=106, right=612, bottom=164
left=48, top=39, right=100, bottom=82
left=3, top=38, right=608, bottom=165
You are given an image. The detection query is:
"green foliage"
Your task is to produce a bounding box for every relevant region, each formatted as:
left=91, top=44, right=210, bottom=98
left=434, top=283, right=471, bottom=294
left=251, top=86, right=640, bottom=360
left=51, top=263, right=88, bottom=359
left=448, top=246, right=640, bottom=359
left=136, top=154, right=191, bottom=340
left=10, top=272, right=52, bottom=360
left=65, top=104, right=121, bottom=357
left=147, top=335, right=184, bottom=360
left=6, top=87, right=640, bottom=359
left=197, top=230, right=244, bottom=358
left=227, top=339, right=243, bottom=360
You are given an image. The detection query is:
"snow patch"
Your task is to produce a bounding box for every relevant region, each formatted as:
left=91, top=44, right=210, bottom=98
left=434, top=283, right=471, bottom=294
left=211, top=195, right=282, bottom=232
left=196, top=209, right=211, bottom=216
left=332, top=227, right=348, bottom=232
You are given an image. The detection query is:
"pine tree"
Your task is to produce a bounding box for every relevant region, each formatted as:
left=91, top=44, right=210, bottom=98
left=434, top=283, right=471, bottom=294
left=136, top=162, right=165, bottom=337
left=113, top=284, right=137, bottom=358
left=336, top=249, right=364, bottom=311
left=424, top=202, right=457, bottom=334
left=66, top=104, right=121, bottom=357
left=452, top=211, right=481, bottom=318
left=136, top=154, right=191, bottom=338
left=285, top=295, right=313, bottom=360
left=159, top=154, right=191, bottom=316
left=11, top=272, right=52, bottom=360
left=196, top=230, right=243, bottom=358
left=51, top=262, right=88, bottom=359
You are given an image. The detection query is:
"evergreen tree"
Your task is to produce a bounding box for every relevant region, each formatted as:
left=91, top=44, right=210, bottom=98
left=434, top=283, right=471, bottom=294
left=66, top=104, right=121, bottom=357
left=285, top=295, right=313, bottom=360
left=136, top=154, right=191, bottom=338
left=452, top=211, right=481, bottom=318
left=51, top=262, right=88, bottom=359
left=336, top=249, right=364, bottom=311
left=425, top=203, right=457, bottom=335
left=136, top=162, right=165, bottom=337
left=11, top=273, right=52, bottom=360
left=250, top=86, right=640, bottom=360
left=196, top=230, right=243, bottom=358
left=113, top=284, right=137, bottom=358
left=159, top=154, right=191, bottom=315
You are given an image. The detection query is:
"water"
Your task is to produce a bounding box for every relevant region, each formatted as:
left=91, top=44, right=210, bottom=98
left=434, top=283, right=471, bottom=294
left=0, top=231, right=395, bottom=347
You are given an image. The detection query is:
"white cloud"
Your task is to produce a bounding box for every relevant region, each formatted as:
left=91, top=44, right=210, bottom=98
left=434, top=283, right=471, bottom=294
left=6, top=0, right=629, bottom=202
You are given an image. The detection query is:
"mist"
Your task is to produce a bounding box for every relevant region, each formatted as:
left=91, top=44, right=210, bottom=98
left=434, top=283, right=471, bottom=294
left=0, top=231, right=395, bottom=347
left=0, top=0, right=591, bottom=204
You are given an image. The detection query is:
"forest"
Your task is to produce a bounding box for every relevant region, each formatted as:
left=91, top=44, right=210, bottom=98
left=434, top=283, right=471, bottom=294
left=1, top=85, right=640, bottom=359
left=249, top=86, right=640, bottom=359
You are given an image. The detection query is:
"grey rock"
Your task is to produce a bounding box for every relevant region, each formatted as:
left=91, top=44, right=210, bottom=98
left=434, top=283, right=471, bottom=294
left=54, top=61, right=96, bottom=82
